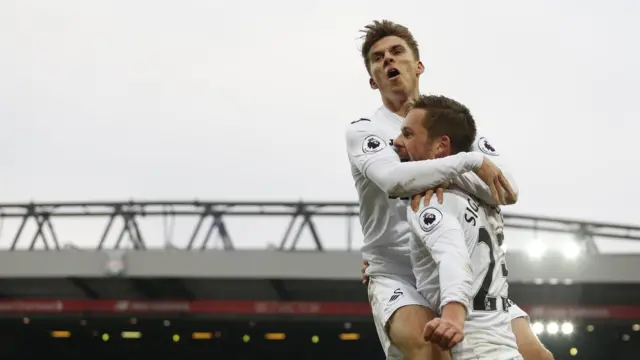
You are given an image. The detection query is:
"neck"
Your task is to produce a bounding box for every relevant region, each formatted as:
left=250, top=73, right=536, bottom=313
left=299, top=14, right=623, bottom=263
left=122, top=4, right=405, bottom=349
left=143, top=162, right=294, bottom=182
left=381, top=87, right=419, bottom=117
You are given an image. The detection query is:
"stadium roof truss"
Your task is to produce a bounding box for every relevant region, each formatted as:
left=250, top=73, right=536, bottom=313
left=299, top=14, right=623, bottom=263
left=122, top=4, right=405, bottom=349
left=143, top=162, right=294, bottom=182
left=0, top=201, right=639, bottom=252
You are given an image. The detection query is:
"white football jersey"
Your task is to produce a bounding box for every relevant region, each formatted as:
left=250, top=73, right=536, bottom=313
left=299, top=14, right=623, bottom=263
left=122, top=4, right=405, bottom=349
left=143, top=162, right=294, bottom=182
left=408, top=189, right=520, bottom=360
left=345, top=105, right=518, bottom=279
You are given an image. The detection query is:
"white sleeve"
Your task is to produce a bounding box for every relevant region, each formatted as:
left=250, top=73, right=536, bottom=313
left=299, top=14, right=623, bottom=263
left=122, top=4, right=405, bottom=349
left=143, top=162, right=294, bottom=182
left=451, top=134, right=520, bottom=205
left=411, top=198, right=473, bottom=314
left=345, top=119, right=483, bottom=198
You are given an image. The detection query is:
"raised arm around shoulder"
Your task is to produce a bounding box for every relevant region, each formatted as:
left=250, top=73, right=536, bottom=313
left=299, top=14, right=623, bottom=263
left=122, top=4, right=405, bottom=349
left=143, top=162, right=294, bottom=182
left=451, top=134, right=519, bottom=205
left=345, top=121, right=483, bottom=198
left=409, top=198, right=473, bottom=314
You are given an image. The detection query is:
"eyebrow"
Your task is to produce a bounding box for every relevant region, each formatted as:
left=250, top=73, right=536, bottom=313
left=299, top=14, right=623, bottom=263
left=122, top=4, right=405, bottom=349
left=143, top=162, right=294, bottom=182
left=370, top=44, right=406, bottom=59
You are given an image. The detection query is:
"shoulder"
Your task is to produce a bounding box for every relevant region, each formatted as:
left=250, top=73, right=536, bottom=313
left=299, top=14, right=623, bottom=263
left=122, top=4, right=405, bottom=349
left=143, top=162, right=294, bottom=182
left=345, top=106, right=386, bottom=132
left=409, top=192, right=467, bottom=234
left=470, top=126, right=501, bottom=157
left=344, top=111, right=390, bottom=154
left=345, top=117, right=375, bottom=136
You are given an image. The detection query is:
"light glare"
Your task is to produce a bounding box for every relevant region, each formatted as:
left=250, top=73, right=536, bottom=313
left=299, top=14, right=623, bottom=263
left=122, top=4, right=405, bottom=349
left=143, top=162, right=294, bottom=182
left=532, top=322, right=544, bottom=335
left=527, top=240, right=546, bottom=259
left=562, top=242, right=581, bottom=259
left=561, top=322, right=574, bottom=335
left=546, top=322, right=559, bottom=335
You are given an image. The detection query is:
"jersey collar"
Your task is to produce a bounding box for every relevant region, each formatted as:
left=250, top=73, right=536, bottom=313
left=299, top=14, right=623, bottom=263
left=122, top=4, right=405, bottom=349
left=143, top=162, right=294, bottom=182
left=378, top=105, right=405, bottom=125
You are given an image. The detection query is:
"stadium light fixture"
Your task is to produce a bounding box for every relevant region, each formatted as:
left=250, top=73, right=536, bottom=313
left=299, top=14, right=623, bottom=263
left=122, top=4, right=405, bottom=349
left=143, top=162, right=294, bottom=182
left=527, top=240, right=547, bottom=259
left=242, top=334, right=250, bottom=343
left=561, top=322, right=574, bottom=335
left=172, top=334, right=180, bottom=343
left=586, top=325, right=595, bottom=332
left=51, top=330, right=71, bottom=338
left=193, top=332, right=213, bottom=340
left=265, top=333, right=286, bottom=340
left=339, top=333, right=360, bottom=341
left=546, top=322, right=559, bottom=335
left=531, top=322, right=545, bottom=335
left=622, top=334, right=630, bottom=342
left=311, top=335, right=320, bottom=343
left=632, top=324, right=640, bottom=332
left=121, top=331, right=141, bottom=339
left=570, top=347, right=578, bottom=356
left=102, top=333, right=110, bottom=342
left=562, top=241, right=581, bottom=260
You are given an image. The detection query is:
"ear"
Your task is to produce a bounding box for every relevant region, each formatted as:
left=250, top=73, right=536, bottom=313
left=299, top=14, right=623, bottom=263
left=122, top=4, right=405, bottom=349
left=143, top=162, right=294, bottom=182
left=369, top=77, right=378, bottom=90
left=435, top=136, right=452, bottom=158
left=416, top=61, right=425, bottom=76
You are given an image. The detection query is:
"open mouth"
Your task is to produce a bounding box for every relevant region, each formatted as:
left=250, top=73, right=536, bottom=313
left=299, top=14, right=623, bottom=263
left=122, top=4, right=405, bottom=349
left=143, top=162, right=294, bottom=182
left=387, top=68, right=401, bottom=79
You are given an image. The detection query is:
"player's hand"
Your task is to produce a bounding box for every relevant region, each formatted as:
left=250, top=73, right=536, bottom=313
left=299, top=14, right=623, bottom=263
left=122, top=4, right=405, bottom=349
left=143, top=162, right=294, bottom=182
left=361, top=260, right=370, bottom=285
left=423, top=317, right=464, bottom=351
left=410, top=182, right=450, bottom=211
left=474, top=157, right=517, bottom=205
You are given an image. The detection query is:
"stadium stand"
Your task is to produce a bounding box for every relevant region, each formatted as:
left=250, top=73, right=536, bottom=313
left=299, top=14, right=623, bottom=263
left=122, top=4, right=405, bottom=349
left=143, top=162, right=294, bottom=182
left=0, top=201, right=639, bottom=359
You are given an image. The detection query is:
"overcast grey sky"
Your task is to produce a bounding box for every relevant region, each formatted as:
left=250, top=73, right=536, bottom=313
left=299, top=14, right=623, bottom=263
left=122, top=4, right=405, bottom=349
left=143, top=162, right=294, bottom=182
left=1, top=0, right=639, bottom=253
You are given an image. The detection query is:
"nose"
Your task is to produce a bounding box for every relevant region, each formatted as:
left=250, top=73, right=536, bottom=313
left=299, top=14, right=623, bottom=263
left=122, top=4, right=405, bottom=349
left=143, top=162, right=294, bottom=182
left=393, top=135, right=403, bottom=148
left=383, top=52, right=395, bottom=67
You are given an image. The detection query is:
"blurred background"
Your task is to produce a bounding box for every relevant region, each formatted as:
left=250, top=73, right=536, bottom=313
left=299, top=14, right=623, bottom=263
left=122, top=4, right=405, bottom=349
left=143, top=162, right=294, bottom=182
left=1, top=0, right=639, bottom=359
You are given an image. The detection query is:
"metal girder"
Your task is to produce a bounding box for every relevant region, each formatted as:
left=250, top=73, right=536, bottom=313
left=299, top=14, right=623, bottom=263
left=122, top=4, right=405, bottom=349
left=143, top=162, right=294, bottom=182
left=68, top=278, right=100, bottom=299
left=0, top=201, right=639, bottom=251
left=269, top=279, right=292, bottom=301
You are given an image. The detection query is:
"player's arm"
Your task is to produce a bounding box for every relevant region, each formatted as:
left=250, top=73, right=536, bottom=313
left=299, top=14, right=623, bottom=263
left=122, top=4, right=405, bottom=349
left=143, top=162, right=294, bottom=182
left=346, top=120, right=483, bottom=198
left=452, top=134, right=519, bottom=205
left=409, top=198, right=472, bottom=349
left=409, top=199, right=473, bottom=319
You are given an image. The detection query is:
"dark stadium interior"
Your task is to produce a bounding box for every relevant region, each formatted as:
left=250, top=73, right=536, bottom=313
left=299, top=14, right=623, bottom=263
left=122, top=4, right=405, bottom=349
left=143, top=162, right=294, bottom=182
left=1, top=276, right=639, bottom=359
left=0, top=318, right=637, bottom=360
left=1, top=277, right=640, bottom=305
left=0, top=206, right=639, bottom=359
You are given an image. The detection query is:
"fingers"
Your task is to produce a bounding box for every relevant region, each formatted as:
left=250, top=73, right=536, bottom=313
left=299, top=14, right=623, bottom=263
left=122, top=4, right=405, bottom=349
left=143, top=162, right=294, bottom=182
left=361, top=261, right=369, bottom=285
left=488, top=180, right=500, bottom=205
left=436, top=187, right=444, bottom=204
left=440, top=327, right=459, bottom=350
left=451, top=332, right=464, bottom=348
left=498, top=175, right=517, bottom=204
left=424, top=190, right=435, bottom=205
left=411, top=194, right=422, bottom=212
left=424, top=319, right=463, bottom=351
left=443, top=331, right=464, bottom=350
left=410, top=186, right=448, bottom=211
left=494, top=177, right=506, bottom=205
left=423, top=318, right=439, bottom=341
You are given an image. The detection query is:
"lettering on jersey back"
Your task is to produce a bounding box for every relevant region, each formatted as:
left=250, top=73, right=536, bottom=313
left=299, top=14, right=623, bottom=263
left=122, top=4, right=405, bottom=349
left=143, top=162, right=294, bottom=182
left=361, top=135, right=386, bottom=154
left=464, top=197, right=480, bottom=226
left=473, top=227, right=509, bottom=313
left=418, top=207, right=443, bottom=232
left=478, top=137, right=499, bottom=156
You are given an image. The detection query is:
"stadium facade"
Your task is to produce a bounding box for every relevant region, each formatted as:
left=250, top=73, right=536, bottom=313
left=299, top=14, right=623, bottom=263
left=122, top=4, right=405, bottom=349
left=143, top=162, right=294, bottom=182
left=0, top=201, right=638, bottom=359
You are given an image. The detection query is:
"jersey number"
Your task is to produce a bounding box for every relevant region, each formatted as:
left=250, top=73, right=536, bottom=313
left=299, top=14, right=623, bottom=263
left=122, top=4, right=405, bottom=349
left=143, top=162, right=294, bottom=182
left=473, top=227, right=510, bottom=313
